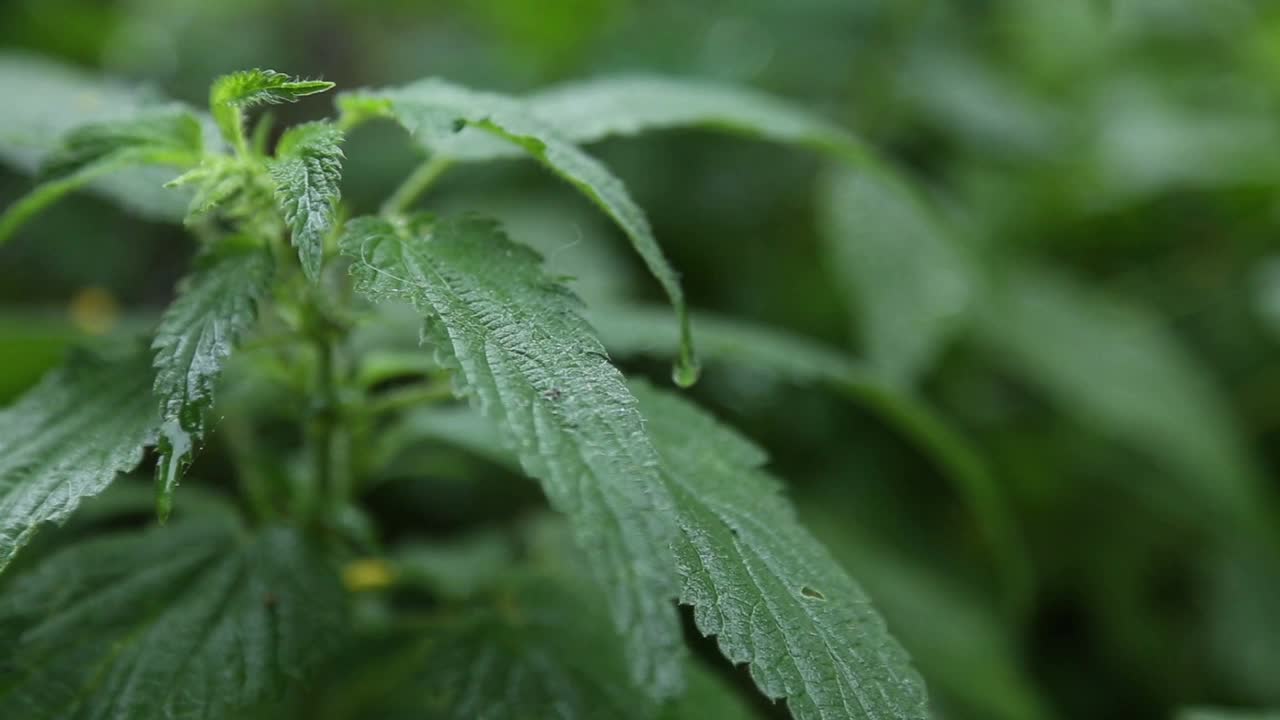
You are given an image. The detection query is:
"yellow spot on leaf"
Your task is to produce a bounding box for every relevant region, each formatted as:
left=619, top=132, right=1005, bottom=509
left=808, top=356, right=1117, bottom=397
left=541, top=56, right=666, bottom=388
left=343, top=558, right=395, bottom=591
left=69, top=286, right=119, bottom=335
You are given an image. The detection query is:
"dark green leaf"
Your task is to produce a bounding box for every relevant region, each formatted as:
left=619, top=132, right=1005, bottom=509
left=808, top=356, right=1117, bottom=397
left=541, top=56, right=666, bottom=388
left=269, top=121, right=345, bottom=279
left=0, top=346, right=158, bottom=573
left=631, top=380, right=929, bottom=720
left=586, top=303, right=1028, bottom=606
left=151, top=241, right=274, bottom=520
left=340, top=214, right=684, bottom=696
left=0, top=518, right=346, bottom=719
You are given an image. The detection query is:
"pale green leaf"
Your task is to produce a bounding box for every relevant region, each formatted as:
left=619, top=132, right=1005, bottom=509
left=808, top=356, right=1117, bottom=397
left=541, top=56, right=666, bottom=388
left=269, top=121, right=345, bottom=279
left=0, top=518, right=346, bottom=719
left=817, top=165, right=976, bottom=385
left=40, top=109, right=204, bottom=181
left=431, top=74, right=868, bottom=163
left=151, top=241, right=274, bottom=520
left=210, top=69, right=334, bottom=148
left=343, top=80, right=698, bottom=384
left=586, top=303, right=1027, bottom=605
left=0, top=346, right=158, bottom=573
left=0, top=52, right=215, bottom=222
left=0, top=109, right=205, bottom=245
left=631, top=380, right=929, bottom=720
left=340, top=214, right=683, bottom=696
left=974, top=264, right=1273, bottom=535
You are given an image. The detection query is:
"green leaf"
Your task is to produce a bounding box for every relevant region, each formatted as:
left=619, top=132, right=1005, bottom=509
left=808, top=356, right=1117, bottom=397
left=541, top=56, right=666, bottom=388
left=0, top=109, right=205, bottom=246
left=151, top=241, right=275, bottom=520
left=586, top=303, right=1028, bottom=607
left=40, top=109, right=204, bottom=182
left=974, top=264, right=1274, bottom=536
left=391, top=574, right=660, bottom=720
left=340, top=214, right=684, bottom=696
left=817, top=164, right=976, bottom=385
left=345, top=80, right=699, bottom=385
left=630, top=380, right=929, bottom=720
left=0, top=53, right=215, bottom=223
left=268, top=121, right=345, bottom=280
left=0, top=518, right=346, bottom=719
left=423, top=74, right=869, bottom=164
left=210, top=69, right=334, bottom=149
left=802, top=506, right=1050, bottom=720
left=0, top=346, right=158, bottom=573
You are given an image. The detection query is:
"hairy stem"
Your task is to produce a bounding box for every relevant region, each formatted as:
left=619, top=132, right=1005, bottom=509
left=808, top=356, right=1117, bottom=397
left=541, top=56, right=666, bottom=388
left=381, top=155, right=452, bottom=216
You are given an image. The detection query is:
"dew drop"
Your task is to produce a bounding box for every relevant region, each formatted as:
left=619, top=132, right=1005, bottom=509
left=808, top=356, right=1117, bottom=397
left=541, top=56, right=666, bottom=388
left=672, top=356, right=701, bottom=388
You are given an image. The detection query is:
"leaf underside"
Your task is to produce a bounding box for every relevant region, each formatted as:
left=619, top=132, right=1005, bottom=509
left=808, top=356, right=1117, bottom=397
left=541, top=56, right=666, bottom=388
left=0, top=346, right=158, bottom=573
left=340, top=213, right=684, bottom=696
left=0, top=519, right=346, bottom=720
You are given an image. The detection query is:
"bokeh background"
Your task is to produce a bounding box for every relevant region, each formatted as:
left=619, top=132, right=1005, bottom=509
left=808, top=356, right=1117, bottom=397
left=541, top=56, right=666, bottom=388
left=3, top=1, right=1280, bottom=719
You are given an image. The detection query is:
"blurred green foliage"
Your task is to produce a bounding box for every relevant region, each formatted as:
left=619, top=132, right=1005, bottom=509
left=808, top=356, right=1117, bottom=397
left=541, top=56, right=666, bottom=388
left=3, top=1, right=1280, bottom=718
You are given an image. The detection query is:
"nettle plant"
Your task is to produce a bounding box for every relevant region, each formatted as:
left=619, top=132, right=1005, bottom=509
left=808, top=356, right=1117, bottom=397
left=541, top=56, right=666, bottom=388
left=0, top=68, right=948, bottom=719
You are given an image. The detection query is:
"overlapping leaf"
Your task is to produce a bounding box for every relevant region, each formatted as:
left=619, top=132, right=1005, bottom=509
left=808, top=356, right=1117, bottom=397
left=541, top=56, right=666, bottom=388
left=268, top=121, right=345, bottom=279
left=586, top=302, right=1025, bottom=603
left=0, top=518, right=346, bottom=719
left=340, top=213, right=684, bottom=696
left=339, top=80, right=698, bottom=383
left=631, top=381, right=929, bottom=720
left=0, top=346, right=158, bottom=573
left=151, top=241, right=274, bottom=519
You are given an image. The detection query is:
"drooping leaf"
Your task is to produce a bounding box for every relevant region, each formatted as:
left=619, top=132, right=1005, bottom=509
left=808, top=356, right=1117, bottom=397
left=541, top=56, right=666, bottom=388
left=425, top=74, right=869, bottom=164
left=974, top=264, right=1274, bottom=536
left=209, top=69, right=334, bottom=148
left=342, top=80, right=698, bottom=384
left=151, top=240, right=275, bottom=520
left=268, top=120, right=345, bottom=279
left=0, top=109, right=205, bottom=245
left=340, top=214, right=683, bottom=696
left=0, top=345, right=158, bottom=573
left=0, top=518, right=346, bottom=719
left=630, top=380, right=929, bottom=720
left=817, top=164, right=976, bottom=385
left=586, top=303, right=1027, bottom=605
left=0, top=52, right=210, bottom=222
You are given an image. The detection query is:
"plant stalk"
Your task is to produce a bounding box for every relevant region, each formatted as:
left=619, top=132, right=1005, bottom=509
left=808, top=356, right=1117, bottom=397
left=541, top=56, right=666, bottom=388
left=381, top=156, right=452, bottom=216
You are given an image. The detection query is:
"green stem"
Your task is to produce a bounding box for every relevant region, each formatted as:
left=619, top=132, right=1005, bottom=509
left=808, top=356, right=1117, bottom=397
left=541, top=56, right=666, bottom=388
left=381, top=156, right=452, bottom=216
left=309, top=335, right=339, bottom=522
